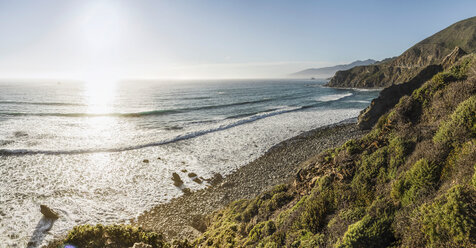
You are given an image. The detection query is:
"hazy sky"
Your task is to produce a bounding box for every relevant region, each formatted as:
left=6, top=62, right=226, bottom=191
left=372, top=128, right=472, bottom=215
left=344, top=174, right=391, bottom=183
left=1, top=0, right=475, bottom=80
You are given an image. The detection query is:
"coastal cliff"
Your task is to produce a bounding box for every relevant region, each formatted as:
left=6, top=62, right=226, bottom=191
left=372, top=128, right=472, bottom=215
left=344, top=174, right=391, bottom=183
left=46, top=51, right=475, bottom=248
left=356, top=46, right=468, bottom=130
left=326, top=16, right=476, bottom=88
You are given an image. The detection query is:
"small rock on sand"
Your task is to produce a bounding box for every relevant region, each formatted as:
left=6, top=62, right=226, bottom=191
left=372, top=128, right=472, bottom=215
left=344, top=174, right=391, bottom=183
left=190, top=214, right=207, bottom=233
left=40, top=205, right=59, bottom=219
left=193, top=177, right=203, bottom=184
left=143, top=159, right=149, bottom=163
left=182, top=188, right=191, bottom=195
left=188, top=172, right=197, bottom=177
left=172, top=173, right=184, bottom=187
left=208, top=173, right=223, bottom=186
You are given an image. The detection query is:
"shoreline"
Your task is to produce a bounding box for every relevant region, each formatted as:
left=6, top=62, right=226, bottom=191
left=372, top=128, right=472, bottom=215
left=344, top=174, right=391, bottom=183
left=134, top=118, right=368, bottom=241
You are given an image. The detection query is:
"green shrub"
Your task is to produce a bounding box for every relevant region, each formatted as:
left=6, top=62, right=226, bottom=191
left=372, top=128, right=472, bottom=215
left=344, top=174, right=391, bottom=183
left=339, top=207, right=366, bottom=223
left=247, top=221, right=276, bottom=243
left=344, top=139, right=361, bottom=155
left=392, top=158, right=441, bottom=205
left=433, top=95, right=476, bottom=147
left=441, top=139, right=476, bottom=182
left=239, top=198, right=261, bottom=222
left=473, top=163, right=476, bottom=188
left=336, top=200, right=395, bottom=248
left=290, top=230, right=324, bottom=248
left=63, top=224, right=168, bottom=248
left=265, top=191, right=293, bottom=212
left=351, top=147, right=388, bottom=205
left=419, top=185, right=475, bottom=246
left=387, top=136, right=412, bottom=178
left=296, top=189, right=335, bottom=233
left=408, top=159, right=440, bottom=189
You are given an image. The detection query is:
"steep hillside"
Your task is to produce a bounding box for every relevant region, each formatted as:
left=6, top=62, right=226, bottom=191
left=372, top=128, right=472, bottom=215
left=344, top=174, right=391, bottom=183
left=290, top=59, right=376, bottom=79
left=188, top=54, right=476, bottom=247
left=326, top=16, right=476, bottom=88
left=47, top=54, right=476, bottom=248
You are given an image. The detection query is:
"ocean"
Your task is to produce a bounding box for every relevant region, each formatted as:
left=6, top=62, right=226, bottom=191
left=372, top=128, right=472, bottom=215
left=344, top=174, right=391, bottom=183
left=0, top=79, right=379, bottom=247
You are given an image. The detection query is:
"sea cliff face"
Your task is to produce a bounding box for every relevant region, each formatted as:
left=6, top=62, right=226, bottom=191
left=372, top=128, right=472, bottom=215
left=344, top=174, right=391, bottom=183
left=326, top=16, right=476, bottom=88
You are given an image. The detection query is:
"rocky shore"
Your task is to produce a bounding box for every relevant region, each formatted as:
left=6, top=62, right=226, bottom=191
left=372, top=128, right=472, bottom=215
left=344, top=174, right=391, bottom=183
left=134, top=120, right=368, bottom=241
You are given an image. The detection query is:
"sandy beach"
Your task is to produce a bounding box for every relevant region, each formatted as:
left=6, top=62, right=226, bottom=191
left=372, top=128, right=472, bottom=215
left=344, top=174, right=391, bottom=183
left=134, top=119, right=368, bottom=241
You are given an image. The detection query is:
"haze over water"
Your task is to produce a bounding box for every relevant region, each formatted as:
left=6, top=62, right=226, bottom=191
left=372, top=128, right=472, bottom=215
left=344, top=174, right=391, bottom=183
left=0, top=79, right=378, bottom=246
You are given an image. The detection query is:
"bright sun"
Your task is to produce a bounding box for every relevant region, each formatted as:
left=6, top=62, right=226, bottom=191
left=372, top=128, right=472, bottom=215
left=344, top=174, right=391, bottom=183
left=77, top=1, right=126, bottom=52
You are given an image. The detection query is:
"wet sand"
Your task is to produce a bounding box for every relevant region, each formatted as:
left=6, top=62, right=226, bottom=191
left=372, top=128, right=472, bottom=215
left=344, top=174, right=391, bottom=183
left=134, top=120, right=368, bottom=241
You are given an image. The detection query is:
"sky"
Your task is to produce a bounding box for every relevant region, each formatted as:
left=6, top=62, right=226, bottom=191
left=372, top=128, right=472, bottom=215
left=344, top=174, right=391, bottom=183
left=0, top=0, right=475, bottom=80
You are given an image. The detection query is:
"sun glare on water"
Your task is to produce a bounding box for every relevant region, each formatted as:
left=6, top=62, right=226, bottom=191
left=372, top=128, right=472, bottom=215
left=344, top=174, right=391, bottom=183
left=77, top=0, right=124, bottom=115
left=84, top=78, right=117, bottom=114
left=75, top=1, right=129, bottom=161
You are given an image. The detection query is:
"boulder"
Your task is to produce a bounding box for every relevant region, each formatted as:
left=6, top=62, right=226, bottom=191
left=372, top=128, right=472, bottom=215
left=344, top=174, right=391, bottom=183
left=182, top=188, right=191, bottom=195
left=188, top=172, right=197, bottom=177
left=190, top=214, right=207, bottom=233
left=40, top=205, right=59, bottom=219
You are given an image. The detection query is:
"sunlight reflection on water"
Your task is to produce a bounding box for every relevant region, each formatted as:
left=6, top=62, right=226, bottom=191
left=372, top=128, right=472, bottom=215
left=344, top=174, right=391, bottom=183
left=83, top=80, right=118, bottom=172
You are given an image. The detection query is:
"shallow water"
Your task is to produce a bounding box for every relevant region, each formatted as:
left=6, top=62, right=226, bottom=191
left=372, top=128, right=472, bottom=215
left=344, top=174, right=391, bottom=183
left=0, top=79, right=379, bottom=247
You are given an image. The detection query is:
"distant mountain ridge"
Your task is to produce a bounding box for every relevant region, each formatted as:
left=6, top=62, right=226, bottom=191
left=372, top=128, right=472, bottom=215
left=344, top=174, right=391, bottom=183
left=290, top=59, right=376, bottom=78
left=326, top=16, right=476, bottom=88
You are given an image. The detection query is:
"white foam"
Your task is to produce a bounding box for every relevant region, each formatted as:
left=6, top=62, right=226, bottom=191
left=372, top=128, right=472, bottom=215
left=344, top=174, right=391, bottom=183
left=0, top=108, right=363, bottom=247
left=316, top=92, right=353, bottom=102
left=345, top=100, right=371, bottom=103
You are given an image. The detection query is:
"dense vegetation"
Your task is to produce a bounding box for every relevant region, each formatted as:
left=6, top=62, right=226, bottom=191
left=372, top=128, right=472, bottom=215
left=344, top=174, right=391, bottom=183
left=47, top=52, right=475, bottom=248
left=190, top=55, right=476, bottom=248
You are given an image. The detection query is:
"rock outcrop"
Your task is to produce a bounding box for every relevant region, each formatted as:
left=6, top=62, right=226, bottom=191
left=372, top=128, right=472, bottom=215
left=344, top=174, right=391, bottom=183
left=441, top=46, right=467, bottom=69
